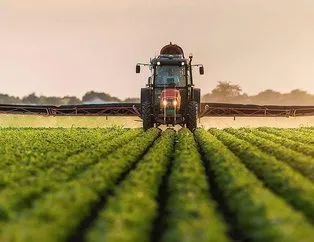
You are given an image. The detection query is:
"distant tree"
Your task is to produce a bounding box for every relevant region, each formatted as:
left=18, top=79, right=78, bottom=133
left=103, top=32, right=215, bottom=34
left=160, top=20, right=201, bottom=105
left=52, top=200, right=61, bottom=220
left=0, top=94, right=21, bottom=104
left=61, top=96, right=81, bottom=105
left=203, top=81, right=243, bottom=102
left=212, top=81, right=242, bottom=98
left=82, top=91, right=121, bottom=102
left=232, top=92, right=250, bottom=104
left=39, top=96, right=61, bottom=105
left=282, top=89, right=313, bottom=105
left=22, top=93, right=40, bottom=104
left=251, top=89, right=282, bottom=105
left=203, top=86, right=314, bottom=105
left=124, top=97, right=140, bottom=103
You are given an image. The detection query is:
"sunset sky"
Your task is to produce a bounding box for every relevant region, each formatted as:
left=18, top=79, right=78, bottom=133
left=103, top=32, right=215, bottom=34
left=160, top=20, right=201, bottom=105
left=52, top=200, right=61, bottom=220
left=1, top=0, right=314, bottom=99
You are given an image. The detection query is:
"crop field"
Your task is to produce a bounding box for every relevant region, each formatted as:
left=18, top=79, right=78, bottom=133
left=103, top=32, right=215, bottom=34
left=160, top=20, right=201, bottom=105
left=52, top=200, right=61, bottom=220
left=1, top=127, right=314, bottom=242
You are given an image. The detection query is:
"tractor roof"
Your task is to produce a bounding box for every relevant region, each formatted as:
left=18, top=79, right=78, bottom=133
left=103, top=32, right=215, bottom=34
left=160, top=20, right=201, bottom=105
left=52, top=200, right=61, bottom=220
left=151, top=43, right=187, bottom=66
left=160, top=43, right=184, bottom=57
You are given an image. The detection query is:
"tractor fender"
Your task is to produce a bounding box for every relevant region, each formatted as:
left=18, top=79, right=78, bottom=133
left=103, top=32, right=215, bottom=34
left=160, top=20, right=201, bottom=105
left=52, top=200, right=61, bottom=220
left=141, top=88, right=152, bottom=104
left=193, top=88, right=201, bottom=114
left=141, top=88, right=152, bottom=117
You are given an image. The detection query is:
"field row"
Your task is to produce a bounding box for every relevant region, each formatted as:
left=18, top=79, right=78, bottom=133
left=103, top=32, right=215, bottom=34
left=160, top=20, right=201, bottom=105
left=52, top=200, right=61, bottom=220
left=0, top=127, right=314, bottom=241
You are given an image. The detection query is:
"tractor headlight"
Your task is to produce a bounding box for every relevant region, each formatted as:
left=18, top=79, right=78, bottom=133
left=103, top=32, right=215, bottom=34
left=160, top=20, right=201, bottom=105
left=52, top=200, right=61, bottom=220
left=173, top=100, right=177, bottom=106
left=163, top=100, right=168, bottom=106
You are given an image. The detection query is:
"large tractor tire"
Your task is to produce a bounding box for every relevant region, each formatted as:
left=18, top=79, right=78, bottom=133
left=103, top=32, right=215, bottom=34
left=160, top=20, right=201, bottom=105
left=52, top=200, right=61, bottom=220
left=141, top=101, right=154, bottom=130
left=141, top=88, right=154, bottom=131
left=193, top=88, right=201, bottom=115
left=186, top=101, right=198, bottom=131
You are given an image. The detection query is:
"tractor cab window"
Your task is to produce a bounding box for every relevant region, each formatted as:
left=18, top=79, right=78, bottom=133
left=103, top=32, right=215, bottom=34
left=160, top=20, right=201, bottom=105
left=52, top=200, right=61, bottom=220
left=155, top=66, right=186, bottom=87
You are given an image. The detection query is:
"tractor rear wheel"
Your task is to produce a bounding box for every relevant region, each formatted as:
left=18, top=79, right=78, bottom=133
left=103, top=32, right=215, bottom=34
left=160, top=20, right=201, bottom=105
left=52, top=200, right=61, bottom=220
left=141, top=101, right=154, bottom=130
left=186, top=101, right=198, bottom=131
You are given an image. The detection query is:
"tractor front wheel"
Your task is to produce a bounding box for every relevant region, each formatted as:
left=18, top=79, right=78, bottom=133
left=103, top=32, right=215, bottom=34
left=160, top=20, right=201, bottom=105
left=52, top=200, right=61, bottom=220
left=141, top=101, right=154, bottom=131
left=186, top=101, right=198, bottom=131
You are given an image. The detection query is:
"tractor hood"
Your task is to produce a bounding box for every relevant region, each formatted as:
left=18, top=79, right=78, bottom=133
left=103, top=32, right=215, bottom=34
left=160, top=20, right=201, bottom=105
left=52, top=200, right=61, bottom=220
left=160, top=88, right=181, bottom=109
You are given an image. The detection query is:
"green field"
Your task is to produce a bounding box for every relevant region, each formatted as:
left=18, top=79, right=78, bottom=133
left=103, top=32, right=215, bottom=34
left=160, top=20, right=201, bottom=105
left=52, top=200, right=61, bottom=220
left=1, top=127, right=314, bottom=241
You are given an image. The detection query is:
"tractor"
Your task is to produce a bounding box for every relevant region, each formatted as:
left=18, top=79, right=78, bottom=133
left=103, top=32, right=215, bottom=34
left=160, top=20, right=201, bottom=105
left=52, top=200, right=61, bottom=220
left=136, top=43, right=204, bottom=131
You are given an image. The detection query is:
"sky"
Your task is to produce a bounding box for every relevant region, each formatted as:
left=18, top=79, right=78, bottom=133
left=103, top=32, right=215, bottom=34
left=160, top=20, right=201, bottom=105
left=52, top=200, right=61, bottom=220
left=1, top=0, right=314, bottom=99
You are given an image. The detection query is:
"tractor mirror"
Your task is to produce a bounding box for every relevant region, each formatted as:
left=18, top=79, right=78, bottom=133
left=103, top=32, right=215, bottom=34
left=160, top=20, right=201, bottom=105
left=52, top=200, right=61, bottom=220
left=136, top=65, right=141, bottom=73
left=199, top=66, right=204, bottom=75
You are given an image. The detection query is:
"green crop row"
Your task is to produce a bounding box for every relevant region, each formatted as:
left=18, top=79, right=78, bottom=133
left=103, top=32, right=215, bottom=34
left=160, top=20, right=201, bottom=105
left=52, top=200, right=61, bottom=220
left=0, top=128, right=126, bottom=186
left=0, top=128, right=106, bottom=168
left=0, top=128, right=160, bottom=242
left=243, top=128, right=314, bottom=157
left=299, top=127, right=314, bottom=134
left=86, top=129, right=175, bottom=242
left=162, top=128, right=228, bottom=242
left=0, top=128, right=108, bottom=182
left=287, top=128, right=314, bottom=141
left=0, top=128, right=142, bottom=222
left=225, top=128, right=314, bottom=181
left=210, top=129, right=314, bottom=223
left=258, top=127, right=314, bottom=145
left=195, top=129, right=314, bottom=242
left=0, top=127, right=313, bottom=242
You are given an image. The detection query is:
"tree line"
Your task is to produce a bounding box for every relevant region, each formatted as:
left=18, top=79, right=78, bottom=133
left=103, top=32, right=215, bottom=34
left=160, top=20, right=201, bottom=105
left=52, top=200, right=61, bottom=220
left=1, top=83, right=314, bottom=105
left=0, top=91, right=139, bottom=105
left=203, top=81, right=314, bottom=105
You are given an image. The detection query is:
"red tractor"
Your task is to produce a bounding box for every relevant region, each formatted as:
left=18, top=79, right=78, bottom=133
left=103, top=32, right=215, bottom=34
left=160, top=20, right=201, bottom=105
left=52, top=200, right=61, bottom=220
left=136, top=43, right=204, bottom=131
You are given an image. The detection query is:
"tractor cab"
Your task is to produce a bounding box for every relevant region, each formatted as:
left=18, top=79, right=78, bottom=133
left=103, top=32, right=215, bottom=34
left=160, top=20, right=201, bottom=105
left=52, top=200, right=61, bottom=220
left=136, top=43, right=204, bottom=131
left=155, top=65, right=184, bottom=87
